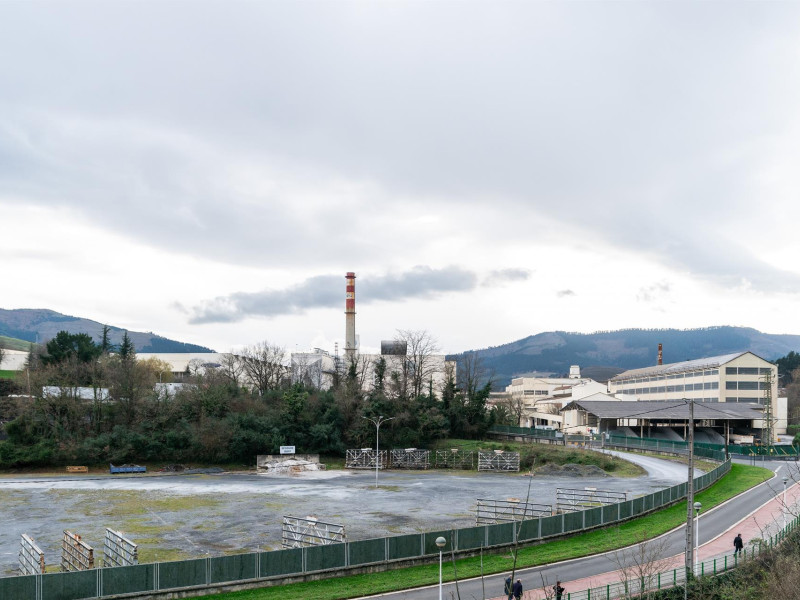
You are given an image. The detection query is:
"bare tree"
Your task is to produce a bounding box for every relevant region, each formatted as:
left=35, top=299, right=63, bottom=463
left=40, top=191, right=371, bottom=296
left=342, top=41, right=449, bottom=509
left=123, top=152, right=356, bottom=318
left=498, top=394, right=526, bottom=426
left=219, top=352, right=245, bottom=387
left=457, top=350, right=493, bottom=400
left=608, top=531, right=673, bottom=599
left=240, top=341, right=287, bottom=396
left=0, top=345, right=5, bottom=371
left=397, top=329, right=440, bottom=399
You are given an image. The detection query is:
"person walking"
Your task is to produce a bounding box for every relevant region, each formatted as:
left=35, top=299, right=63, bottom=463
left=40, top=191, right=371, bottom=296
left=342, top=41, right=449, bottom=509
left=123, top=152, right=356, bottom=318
left=504, top=575, right=513, bottom=600
left=734, top=533, right=744, bottom=555
left=512, top=578, right=523, bottom=600
left=553, top=580, right=566, bottom=600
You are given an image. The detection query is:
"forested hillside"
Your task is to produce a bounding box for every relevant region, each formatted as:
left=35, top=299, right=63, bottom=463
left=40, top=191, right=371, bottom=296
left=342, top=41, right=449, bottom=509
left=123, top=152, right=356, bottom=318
left=0, top=309, right=213, bottom=353
left=454, top=327, right=800, bottom=385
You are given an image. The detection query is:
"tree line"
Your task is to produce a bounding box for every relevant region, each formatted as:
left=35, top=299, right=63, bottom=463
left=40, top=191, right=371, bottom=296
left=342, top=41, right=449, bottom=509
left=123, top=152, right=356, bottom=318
left=0, top=330, right=505, bottom=468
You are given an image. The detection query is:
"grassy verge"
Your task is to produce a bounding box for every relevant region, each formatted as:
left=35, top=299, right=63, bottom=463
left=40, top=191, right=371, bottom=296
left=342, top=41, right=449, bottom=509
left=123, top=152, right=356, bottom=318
left=437, top=438, right=646, bottom=477
left=205, top=463, right=772, bottom=600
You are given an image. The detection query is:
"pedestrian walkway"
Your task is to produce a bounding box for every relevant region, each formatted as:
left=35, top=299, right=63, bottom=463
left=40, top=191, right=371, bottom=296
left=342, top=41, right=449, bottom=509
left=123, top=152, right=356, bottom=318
left=489, top=473, right=800, bottom=600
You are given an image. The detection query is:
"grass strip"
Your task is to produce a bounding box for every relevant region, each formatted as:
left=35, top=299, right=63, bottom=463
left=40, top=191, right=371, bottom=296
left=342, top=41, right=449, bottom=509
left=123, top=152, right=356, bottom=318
left=208, top=463, right=772, bottom=600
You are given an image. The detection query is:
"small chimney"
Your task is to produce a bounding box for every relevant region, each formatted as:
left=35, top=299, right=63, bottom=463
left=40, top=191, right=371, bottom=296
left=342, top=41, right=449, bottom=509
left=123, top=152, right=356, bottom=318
left=657, top=343, right=663, bottom=366
left=569, top=365, right=580, bottom=379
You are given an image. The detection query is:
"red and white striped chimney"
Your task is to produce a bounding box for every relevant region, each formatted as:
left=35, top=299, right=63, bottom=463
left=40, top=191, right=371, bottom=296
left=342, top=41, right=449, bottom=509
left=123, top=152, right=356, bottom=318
left=345, top=272, right=357, bottom=358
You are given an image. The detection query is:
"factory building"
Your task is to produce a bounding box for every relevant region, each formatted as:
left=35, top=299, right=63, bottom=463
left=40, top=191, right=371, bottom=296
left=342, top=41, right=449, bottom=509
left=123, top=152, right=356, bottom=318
left=607, top=351, right=786, bottom=437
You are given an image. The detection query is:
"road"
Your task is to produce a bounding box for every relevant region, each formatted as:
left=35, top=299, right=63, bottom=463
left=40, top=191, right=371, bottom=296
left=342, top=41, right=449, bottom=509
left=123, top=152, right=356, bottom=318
left=361, top=455, right=794, bottom=600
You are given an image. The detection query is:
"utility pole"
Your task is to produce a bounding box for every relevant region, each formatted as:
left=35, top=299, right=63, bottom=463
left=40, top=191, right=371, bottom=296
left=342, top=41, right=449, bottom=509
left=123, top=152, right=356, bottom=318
left=685, top=398, right=695, bottom=598
left=762, top=369, right=774, bottom=453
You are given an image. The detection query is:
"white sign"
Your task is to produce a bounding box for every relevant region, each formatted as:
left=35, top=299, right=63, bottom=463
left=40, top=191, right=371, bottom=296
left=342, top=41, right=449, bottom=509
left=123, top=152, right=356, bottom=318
left=280, top=446, right=296, bottom=455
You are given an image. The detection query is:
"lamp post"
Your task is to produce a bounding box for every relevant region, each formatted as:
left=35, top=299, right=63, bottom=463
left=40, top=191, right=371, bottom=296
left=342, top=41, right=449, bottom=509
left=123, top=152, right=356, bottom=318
left=694, top=501, right=702, bottom=575
left=783, top=476, right=789, bottom=530
left=436, top=536, right=447, bottom=600
left=362, top=415, right=394, bottom=488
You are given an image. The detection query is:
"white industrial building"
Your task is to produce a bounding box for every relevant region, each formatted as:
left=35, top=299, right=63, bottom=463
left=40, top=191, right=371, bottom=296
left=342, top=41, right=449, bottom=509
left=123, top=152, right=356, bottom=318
left=607, top=351, right=786, bottom=437
left=501, top=366, right=607, bottom=429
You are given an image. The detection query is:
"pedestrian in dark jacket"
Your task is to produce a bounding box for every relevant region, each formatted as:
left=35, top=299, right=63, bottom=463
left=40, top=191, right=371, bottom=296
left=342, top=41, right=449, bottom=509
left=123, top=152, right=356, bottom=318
left=504, top=575, right=513, bottom=600
left=554, top=581, right=566, bottom=599
left=734, top=533, right=743, bottom=554
left=512, top=578, right=523, bottom=600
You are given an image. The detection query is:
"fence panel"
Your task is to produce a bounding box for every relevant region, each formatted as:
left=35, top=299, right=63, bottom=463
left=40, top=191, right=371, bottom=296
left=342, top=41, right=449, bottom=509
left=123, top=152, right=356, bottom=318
left=487, top=523, right=515, bottom=546
left=0, top=574, right=36, bottom=600
left=348, top=538, right=386, bottom=566
left=457, top=526, right=486, bottom=550
left=618, top=500, right=632, bottom=520
left=631, top=497, right=645, bottom=516
left=101, top=563, right=155, bottom=596
left=602, top=504, right=617, bottom=525
left=157, top=557, right=206, bottom=590
left=539, top=515, right=562, bottom=538
left=424, top=530, right=455, bottom=555
left=388, top=534, right=421, bottom=561
left=583, top=507, right=603, bottom=528
left=41, top=569, right=96, bottom=600
left=260, top=548, right=302, bottom=578
left=563, top=510, right=583, bottom=532
left=305, top=543, right=347, bottom=572
left=210, top=553, right=257, bottom=584
left=517, top=519, right=540, bottom=542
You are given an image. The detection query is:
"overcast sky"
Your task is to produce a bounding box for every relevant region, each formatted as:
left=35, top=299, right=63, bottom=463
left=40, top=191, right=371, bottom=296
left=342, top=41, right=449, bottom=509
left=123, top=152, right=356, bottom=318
left=3, top=1, right=800, bottom=355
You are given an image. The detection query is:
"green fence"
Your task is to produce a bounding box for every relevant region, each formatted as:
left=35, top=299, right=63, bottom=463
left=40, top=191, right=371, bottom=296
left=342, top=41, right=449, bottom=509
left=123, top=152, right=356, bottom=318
left=0, top=438, right=731, bottom=600
left=487, top=425, right=559, bottom=438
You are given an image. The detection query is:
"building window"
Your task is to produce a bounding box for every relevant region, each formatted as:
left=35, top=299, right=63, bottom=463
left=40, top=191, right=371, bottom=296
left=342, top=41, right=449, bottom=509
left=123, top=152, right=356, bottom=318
left=739, top=367, right=759, bottom=375
left=726, top=382, right=738, bottom=390
left=726, top=367, right=737, bottom=374
left=738, top=381, right=759, bottom=391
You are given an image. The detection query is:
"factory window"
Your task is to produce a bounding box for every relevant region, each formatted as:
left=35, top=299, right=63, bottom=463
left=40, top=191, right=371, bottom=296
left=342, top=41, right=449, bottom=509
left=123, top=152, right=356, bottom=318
left=759, top=381, right=769, bottom=390
left=738, top=381, right=759, bottom=391
left=738, top=397, right=760, bottom=403
left=693, top=383, right=703, bottom=391
left=657, top=386, right=665, bottom=393
left=738, top=367, right=759, bottom=375
left=712, top=382, right=718, bottom=389
left=759, top=367, right=772, bottom=374
left=726, top=367, right=737, bottom=374
left=726, top=382, right=738, bottom=390
left=704, top=382, right=713, bottom=390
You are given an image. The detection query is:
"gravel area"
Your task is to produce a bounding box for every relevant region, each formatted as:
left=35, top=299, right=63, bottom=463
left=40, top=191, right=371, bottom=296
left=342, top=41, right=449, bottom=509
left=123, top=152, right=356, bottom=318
left=0, top=454, right=690, bottom=576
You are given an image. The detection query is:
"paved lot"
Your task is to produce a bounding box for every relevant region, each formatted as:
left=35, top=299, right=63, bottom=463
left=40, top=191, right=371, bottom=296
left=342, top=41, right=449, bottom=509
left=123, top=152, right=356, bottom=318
left=0, top=457, right=689, bottom=576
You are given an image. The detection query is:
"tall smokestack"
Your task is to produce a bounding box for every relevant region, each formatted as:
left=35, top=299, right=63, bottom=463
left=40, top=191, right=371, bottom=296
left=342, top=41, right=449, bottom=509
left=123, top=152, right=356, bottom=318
left=658, top=343, right=663, bottom=366
left=345, top=272, right=357, bottom=359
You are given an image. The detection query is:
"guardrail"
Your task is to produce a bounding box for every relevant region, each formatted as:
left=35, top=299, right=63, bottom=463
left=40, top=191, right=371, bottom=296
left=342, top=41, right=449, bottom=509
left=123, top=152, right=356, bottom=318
left=0, top=437, right=730, bottom=600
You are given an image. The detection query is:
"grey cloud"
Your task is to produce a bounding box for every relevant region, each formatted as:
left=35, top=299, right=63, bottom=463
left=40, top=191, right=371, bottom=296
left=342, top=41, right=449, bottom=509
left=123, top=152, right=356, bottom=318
left=557, top=290, right=576, bottom=298
left=637, top=281, right=671, bottom=303
left=2, top=3, right=800, bottom=290
left=190, top=266, right=478, bottom=324
left=485, top=269, right=531, bottom=285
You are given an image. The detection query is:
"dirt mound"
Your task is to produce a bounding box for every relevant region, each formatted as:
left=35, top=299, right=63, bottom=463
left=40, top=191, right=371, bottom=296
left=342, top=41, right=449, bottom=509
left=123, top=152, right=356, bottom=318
left=534, top=463, right=608, bottom=477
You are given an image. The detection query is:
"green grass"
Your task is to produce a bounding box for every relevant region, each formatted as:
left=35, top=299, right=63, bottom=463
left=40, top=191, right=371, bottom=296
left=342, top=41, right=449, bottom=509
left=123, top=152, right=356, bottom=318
left=201, top=463, right=772, bottom=600
left=437, top=438, right=646, bottom=477
left=0, top=370, right=16, bottom=379
left=0, top=335, right=32, bottom=352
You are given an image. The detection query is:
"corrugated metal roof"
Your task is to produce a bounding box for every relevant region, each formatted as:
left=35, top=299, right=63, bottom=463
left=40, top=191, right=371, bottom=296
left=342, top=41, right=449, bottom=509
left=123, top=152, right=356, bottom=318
left=610, top=352, right=751, bottom=382
left=561, top=400, right=764, bottom=420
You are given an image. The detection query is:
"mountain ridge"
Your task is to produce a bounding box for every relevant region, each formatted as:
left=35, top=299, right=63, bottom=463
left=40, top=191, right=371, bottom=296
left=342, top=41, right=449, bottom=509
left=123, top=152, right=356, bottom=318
left=0, top=308, right=214, bottom=353
left=453, top=326, right=800, bottom=386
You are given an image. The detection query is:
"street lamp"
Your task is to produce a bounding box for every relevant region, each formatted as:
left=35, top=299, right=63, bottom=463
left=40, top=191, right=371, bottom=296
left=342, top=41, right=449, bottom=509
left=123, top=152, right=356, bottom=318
left=435, top=536, right=447, bottom=600
left=693, top=501, right=702, bottom=575
left=783, top=476, right=789, bottom=530
left=362, top=415, right=394, bottom=488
